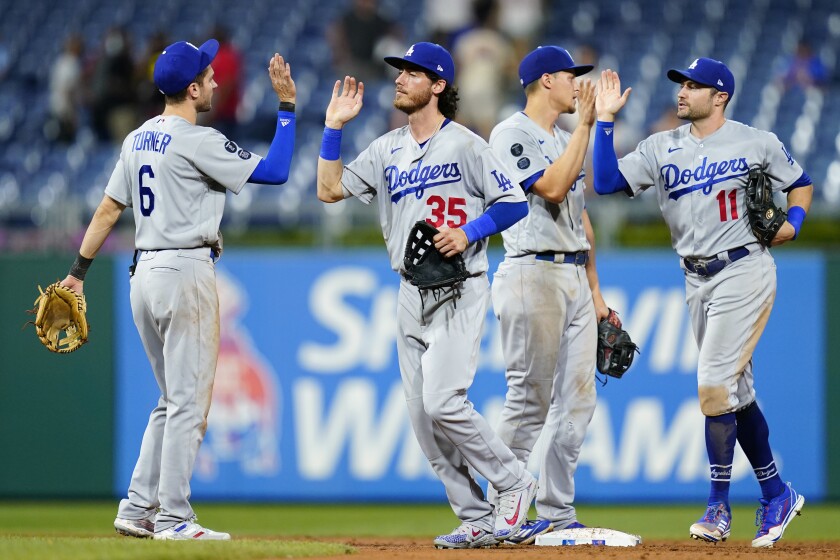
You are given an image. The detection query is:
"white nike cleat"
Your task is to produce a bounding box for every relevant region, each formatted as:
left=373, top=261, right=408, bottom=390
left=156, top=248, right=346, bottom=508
left=493, top=471, right=537, bottom=540
left=154, top=518, right=230, bottom=540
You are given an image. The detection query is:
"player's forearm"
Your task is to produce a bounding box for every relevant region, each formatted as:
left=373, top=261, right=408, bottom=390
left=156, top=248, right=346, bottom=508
left=592, top=122, right=630, bottom=194
left=785, top=184, right=813, bottom=239
left=79, top=195, right=125, bottom=260
left=787, top=184, right=813, bottom=213
left=538, top=123, right=592, bottom=203
left=316, top=157, right=345, bottom=202
left=248, top=106, right=296, bottom=184
left=460, top=201, right=528, bottom=244
left=316, top=124, right=346, bottom=202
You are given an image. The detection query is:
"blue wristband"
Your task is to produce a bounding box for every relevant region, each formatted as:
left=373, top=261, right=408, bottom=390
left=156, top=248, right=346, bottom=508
left=787, top=206, right=806, bottom=239
left=320, top=126, right=342, bottom=160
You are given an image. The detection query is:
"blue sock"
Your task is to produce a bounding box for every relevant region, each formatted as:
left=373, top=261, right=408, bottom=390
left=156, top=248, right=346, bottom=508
left=736, top=402, right=786, bottom=500
left=705, top=413, right=736, bottom=507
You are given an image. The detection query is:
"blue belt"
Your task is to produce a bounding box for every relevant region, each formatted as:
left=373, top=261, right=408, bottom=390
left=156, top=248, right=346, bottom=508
left=683, top=246, right=750, bottom=278
left=534, top=251, right=589, bottom=265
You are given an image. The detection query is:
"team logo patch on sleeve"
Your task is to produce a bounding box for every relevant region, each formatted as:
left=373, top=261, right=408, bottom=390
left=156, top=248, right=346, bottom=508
left=517, top=157, right=530, bottom=170
left=224, top=140, right=238, bottom=153
left=238, top=149, right=252, bottom=160
left=510, top=143, right=523, bottom=156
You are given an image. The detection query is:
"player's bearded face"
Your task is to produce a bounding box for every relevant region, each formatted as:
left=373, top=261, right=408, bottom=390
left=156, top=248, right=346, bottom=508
left=393, top=69, right=434, bottom=114
left=676, top=83, right=716, bottom=120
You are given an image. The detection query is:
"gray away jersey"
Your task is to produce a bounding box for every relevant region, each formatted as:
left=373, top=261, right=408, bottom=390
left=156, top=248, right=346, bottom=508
left=490, top=111, right=589, bottom=256
left=618, top=120, right=804, bottom=258
left=105, top=115, right=261, bottom=250
left=341, top=120, right=526, bottom=273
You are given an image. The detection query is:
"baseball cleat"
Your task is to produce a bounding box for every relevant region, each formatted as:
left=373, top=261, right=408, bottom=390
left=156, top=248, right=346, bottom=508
left=493, top=471, right=538, bottom=540
left=562, top=521, right=587, bottom=529
left=752, top=482, right=805, bottom=548
left=689, top=502, right=731, bottom=543
left=433, top=523, right=498, bottom=549
left=154, top=518, right=230, bottom=540
left=114, top=516, right=154, bottom=538
left=504, top=519, right=554, bottom=545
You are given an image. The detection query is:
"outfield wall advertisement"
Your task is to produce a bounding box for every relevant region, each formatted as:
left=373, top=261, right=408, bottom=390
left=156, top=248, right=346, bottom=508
left=114, top=251, right=824, bottom=502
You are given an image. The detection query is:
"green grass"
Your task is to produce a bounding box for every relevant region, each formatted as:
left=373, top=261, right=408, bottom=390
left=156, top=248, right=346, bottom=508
left=0, top=501, right=838, bottom=559
left=0, top=537, right=351, bottom=560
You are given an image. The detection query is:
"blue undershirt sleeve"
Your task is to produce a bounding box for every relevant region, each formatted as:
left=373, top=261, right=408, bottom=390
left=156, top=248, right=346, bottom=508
left=783, top=171, right=812, bottom=192
left=521, top=170, right=544, bottom=192
left=593, top=121, right=631, bottom=195
left=461, top=201, right=528, bottom=245
left=248, top=111, right=296, bottom=184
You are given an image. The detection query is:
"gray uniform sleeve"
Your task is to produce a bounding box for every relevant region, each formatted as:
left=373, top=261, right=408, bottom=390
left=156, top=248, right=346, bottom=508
left=474, top=143, right=527, bottom=207
left=192, top=129, right=262, bottom=194
left=617, top=137, right=660, bottom=196
left=104, top=156, right=132, bottom=207
left=490, top=127, right=546, bottom=187
left=342, top=141, right=381, bottom=204
left=761, top=131, right=805, bottom=192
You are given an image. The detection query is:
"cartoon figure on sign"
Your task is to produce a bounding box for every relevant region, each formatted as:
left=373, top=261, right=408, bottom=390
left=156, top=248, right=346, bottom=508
left=196, top=270, right=281, bottom=479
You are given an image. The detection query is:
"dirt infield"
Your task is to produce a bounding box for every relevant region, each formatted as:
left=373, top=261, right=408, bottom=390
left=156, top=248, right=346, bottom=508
left=304, top=538, right=840, bottom=559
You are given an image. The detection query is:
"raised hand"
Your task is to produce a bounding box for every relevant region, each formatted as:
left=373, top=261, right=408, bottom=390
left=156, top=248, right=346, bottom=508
left=268, top=53, right=296, bottom=104
left=325, top=76, right=364, bottom=129
left=596, top=70, right=631, bottom=122
left=576, top=78, right=596, bottom=127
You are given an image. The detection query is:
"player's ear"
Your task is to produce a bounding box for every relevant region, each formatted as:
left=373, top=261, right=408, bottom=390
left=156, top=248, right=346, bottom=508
left=540, top=73, right=552, bottom=89
left=431, top=79, right=446, bottom=94
left=187, top=81, right=201, bottom=100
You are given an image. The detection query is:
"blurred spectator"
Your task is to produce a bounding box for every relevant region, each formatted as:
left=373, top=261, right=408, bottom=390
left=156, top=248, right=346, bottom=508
left=328, top=0, right=400, bottom=83
left=136, top=30, right=169, bottom=120
left=777, top=41, right=829, bottom=90
left=46, top=34, right=84, bottom=143
left=452, top=0, right=516, bottom=139
left=425, top=0, right=474, bottom=48
left=0, top=34, right=10, bottom=81
left=201, top=25, right=243, bottom=138
left=497, top=0, right=542, bottom=61
left=90, top=26, right=139, bottom=143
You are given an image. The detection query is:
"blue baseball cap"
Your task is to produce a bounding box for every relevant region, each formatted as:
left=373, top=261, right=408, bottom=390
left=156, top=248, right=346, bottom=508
left=384, top=42, right=455, bottom=84
left=667, top=57, right=735, bottom=98
left=153, top=39, right=219, bottom=95
left=519, top=46, right=593, bottom=87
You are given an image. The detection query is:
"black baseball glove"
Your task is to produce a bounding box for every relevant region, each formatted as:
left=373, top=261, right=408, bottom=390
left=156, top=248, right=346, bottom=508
left=403, top=221, right=469, bottom=291
left=596, top=309, right=638, bottom=379
left=744, top=167, right=787, bottom=246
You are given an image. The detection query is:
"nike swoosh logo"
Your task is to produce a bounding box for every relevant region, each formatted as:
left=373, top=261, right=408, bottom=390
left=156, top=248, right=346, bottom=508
left=538, top=140, right=545, bottom=145
left=391, top=147, right=403, bottom=154
left=471, top=529, right=481, bottom=537
left=505, top=496, right=522, bottom=526
left=668, top=147, right=683, bottom=153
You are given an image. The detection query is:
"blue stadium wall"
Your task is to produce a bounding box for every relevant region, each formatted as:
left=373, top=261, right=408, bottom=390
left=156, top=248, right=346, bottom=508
left=1, top=250, right=833, bottom=501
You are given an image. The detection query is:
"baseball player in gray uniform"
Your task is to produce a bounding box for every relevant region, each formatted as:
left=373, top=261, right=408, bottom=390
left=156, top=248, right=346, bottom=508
left=316, top=42, right=537, bottom=549
left=487, top=46, right=610, bottom=545
left=59, top=39, right=298, bottom=540
left=593, top=58, right=812, bottom=548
